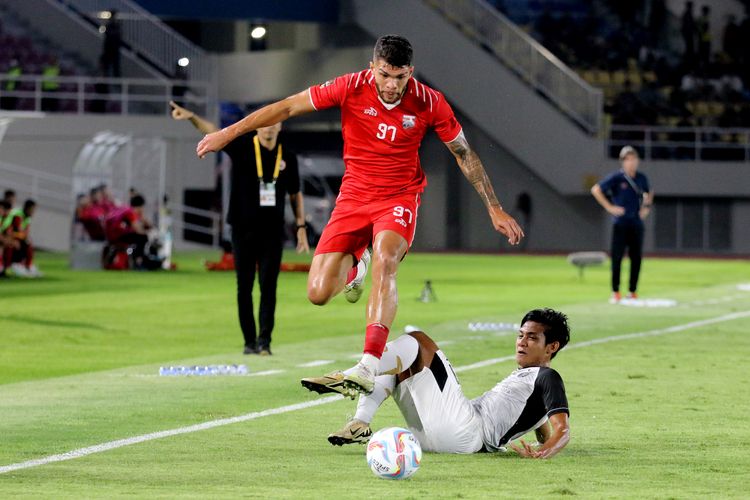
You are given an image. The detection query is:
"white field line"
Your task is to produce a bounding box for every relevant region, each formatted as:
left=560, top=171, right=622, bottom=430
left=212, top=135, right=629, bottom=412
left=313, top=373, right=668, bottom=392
left=1, top=309, right=748, bottom=476
left=456, top=310, right=750, bottom=373
left=296, top=360, right=335, bottom=368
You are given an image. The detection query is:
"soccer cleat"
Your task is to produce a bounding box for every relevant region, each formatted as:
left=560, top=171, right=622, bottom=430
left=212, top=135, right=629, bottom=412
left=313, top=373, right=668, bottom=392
left=243, top=344, right=258, bottom=355
left=609, top=291, right=622, bottom=304
left=301, top=371, right=358, bottom=399
left=344, top=249, right=371, bottom=303
left=328, top=419, right=372, bottom=446
left=342, top=362, right=375, bottom=395
left=626, top=292, right=638, bottom=299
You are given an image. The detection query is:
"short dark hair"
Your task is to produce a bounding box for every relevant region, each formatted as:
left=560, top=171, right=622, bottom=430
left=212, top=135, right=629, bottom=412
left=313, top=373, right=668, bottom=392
left=23, top=199, right=37, bottom=212
left=521, top=308, right=570, bottom=358
left=130, top=194, right=145, bottom=207
left=0, top=200, right=10, bottom=210
left=373, top=35, right=413, bottom=67
left=4, top=189, right=15, bottom=200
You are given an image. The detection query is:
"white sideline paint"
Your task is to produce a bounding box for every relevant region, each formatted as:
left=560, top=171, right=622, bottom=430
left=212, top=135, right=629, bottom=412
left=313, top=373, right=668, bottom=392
left=456, top=310, right=750, bottom=373
left=248, top=369, right=285, bottom=377
left=297, top=360, right=335, bottom=368
left=0, top=395, right=342, bottom=475
left=1, top=310, right=748, bottom=476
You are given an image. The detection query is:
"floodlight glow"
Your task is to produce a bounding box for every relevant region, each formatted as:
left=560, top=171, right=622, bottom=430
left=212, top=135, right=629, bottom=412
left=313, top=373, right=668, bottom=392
left=178, top=57, right=190, bottom=67
left=250, top=26, right=267, bottom=39
left=98, top=11, right=112, bottom=19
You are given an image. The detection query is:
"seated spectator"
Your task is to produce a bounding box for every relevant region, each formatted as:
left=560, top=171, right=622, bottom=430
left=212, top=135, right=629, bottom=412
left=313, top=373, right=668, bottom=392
left=1, top=199, right=41, bottom=278
left=99, top=184, right=118, bottom=213
left=79, top=188, right=107, bottom=240
left=0, top=200, right=11, bottom=277
left=104, top=194, right=150, bottom=267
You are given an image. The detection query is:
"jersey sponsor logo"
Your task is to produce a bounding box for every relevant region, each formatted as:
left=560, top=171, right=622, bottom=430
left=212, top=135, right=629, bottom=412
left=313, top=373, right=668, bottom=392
left=394, top=218, right=407, bottom=227
left=402, top=114, right=416, bottom=129
left=320, top=80, right=334, bottom=88
left=364, top=106, right=378, bottom=117
left=620, top=182, right=628, bottom=189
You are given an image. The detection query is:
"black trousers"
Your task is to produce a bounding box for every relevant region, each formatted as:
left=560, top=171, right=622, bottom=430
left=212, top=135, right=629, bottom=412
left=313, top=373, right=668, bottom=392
left=231, top=225, right=283, bottom=349
left=611, top=220, right=644, bottom=293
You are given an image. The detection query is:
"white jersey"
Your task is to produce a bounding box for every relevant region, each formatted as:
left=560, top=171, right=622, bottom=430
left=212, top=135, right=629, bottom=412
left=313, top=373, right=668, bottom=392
left=393, top=356, right=568, bottom=454
left=472, top=366, right=569, bottom=452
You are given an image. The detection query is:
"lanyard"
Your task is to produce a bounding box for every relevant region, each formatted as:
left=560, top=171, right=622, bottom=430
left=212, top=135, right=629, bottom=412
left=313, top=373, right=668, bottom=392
left=253, top=135, right=282, bottom=182
left=621, top=170, right=644, bottom=206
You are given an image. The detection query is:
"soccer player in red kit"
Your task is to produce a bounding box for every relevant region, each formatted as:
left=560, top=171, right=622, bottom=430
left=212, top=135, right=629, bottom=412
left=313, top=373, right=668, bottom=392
left=196, top=35, right=524, bottom=395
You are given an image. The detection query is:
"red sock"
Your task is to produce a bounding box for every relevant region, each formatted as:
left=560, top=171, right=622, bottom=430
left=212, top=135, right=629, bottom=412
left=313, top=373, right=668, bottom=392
left=346, top=265, right=357, bottom=285
left=363, top=323, right=389, bottom=358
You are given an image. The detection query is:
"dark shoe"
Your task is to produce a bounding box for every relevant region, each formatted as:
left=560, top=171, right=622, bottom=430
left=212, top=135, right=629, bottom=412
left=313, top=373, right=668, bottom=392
left=258, top=345, right=272, bottom=356
left=243, top=344, right=259, bottom=355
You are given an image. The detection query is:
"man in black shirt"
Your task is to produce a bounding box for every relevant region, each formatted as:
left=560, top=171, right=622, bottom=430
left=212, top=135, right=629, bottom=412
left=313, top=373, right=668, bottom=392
left=170, top=101, right=309, bottom=355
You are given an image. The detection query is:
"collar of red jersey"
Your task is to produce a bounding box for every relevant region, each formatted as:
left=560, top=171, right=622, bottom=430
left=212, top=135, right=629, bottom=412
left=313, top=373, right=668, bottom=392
left=377, top=94, right=402, bottom=110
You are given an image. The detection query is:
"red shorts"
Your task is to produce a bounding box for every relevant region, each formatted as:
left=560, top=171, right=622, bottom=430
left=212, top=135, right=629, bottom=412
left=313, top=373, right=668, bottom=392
left=315, top=192, right=421, bottom=259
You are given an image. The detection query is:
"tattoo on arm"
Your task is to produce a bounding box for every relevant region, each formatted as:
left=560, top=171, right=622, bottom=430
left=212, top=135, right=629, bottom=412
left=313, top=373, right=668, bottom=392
left=447, top=132, right=502, bottom=210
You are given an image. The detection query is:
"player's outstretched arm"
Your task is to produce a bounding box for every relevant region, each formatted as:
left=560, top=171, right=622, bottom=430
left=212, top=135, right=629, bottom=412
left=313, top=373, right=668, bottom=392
left=446, top=132, right=524, bottom=245
left=196, top=90, right=316, bottom=158
left=170, top=101, right=219, bottom=134
left=511, top=413, right=570, bottom=459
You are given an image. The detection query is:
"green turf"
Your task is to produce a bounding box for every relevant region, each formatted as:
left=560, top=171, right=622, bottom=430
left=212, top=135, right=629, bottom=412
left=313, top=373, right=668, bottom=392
left=1, top=251, right=749, bottom=498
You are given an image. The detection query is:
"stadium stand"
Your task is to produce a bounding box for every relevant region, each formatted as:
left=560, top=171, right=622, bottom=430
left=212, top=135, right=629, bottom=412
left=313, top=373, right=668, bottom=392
left=494, top=0, right=750, bottom=160
left=0, top=3, right=93, bottom=113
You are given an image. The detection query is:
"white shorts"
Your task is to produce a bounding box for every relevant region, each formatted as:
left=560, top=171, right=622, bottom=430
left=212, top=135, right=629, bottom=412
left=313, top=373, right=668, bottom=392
left=393, top=350, right=484, bottom=454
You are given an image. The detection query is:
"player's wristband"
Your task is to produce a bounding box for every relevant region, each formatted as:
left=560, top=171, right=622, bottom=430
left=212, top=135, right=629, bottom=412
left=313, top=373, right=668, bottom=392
left=296, top=224, right=307, bottom=230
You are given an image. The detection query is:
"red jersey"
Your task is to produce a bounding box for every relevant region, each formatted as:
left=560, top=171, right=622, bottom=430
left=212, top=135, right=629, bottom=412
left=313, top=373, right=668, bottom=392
left=104, top=206, right=139, bottom=241
left=309, top=69, right=462, bottom=201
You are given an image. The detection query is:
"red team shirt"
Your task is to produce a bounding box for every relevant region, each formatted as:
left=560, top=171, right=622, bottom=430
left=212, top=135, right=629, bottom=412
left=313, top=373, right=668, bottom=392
left=309, top=69, right=463, bottom=201
left=309, top=69, right=463, bottom=257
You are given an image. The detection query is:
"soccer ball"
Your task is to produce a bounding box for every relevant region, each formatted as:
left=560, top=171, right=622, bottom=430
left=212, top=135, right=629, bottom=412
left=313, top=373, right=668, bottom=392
left=366, top=427, right=422, bottom=480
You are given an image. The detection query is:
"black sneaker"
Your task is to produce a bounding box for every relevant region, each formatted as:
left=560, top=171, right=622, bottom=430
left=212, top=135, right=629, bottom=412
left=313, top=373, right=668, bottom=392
left=258, top=345, right=272, bottom=356
left=243, top=344, right=259, bottom=355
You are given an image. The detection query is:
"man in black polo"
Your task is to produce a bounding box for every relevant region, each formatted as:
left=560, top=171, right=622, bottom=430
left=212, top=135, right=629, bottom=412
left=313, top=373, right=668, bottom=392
left=591, top=146, right=654, bottom=303
left=170, top=101, right=309, bottom=355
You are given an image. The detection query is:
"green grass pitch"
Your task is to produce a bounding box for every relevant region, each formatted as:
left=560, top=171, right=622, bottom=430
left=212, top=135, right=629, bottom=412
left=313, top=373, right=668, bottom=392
left=1, top=251, right=749, bottom=498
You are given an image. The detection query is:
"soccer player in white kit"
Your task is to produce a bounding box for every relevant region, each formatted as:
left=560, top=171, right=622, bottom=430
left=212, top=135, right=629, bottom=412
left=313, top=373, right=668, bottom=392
left=322, top=308, right=571, bottom=458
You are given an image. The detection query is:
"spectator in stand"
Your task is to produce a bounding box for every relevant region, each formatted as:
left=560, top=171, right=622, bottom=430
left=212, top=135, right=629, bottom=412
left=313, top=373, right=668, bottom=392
left=1, top=199, right=42, bottom=278
left=647, top=0, right=668, bottom=49
left=697, top=5, right=712, bottom=71
left=101, top=10, right=122, bottom=78
left=611, top=80, right=639, bottom=124
left=104, top=194, right=150, bottom=266
left=41, top=56, right=60, bottom=112
left=722, top=14, right=742, bottom=64
left=0, top=59, right=21, bottom=111
left=0, top=200, right=11, bottom=277
left=3, top=189, right=16, bottom=208
left=681, top=2, right=697, bottom=68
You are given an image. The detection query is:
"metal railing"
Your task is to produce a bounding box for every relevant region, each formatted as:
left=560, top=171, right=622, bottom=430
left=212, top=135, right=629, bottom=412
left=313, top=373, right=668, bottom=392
left=55, top=0, right=214, bottom=83
left=0, top=160, right=72, bottom=213
left=426, top=0, right=603, bottom=134
left=170, top=204, right=223, bottom=248
left=609, top=125, right=750, bottom=162
left=0, top=74, right=210, bottom=116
